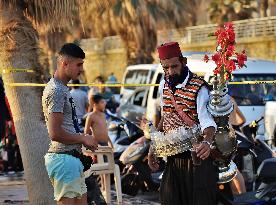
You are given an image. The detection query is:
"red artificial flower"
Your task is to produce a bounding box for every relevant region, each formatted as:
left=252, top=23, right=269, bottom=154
left=236, top=51, right=247, bottom=68
left=227, top=30, right=235, bottom=44
left=225, top=72, right=230, bottom=80
left=204, top=22, right=246, bottom=78
left=213, top=68, right=219, bottom=75
left=214, top=68, right=220, bottom=75
left=212, top=53, right=223, bottom=75
left=217, top=31, right=227, bottom=47
left=224, top=22, right=235, bottom=43
left=225, top=59, right=236, bottom=73
left=212, top=53, right=221, bottom=64
left=203, top=54, right=209, bottom=62
left=225, top=45, right=235, bottom=56
left=224, top=22, right=234, bottom=31
left=214, top=28, right=223, bottom=36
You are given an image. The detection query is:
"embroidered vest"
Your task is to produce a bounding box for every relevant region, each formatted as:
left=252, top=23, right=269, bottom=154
left=162, top=73, right=208, bottom=133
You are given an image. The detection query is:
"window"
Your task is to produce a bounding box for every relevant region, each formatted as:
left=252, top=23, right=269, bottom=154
left=124, top=70, right=149, bottom=90
left=133, top=90, right=146, bottom=106
left=153, top=73, right=164, bottom=99
left=228, top=74, right=276, bottom=106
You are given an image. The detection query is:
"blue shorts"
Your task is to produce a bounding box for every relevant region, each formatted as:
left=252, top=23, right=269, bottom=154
left=44, top=153, right=87, bottom=201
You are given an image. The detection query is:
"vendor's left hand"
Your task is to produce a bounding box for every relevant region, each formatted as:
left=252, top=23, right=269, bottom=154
left=196, top=142, right=211, bottom=160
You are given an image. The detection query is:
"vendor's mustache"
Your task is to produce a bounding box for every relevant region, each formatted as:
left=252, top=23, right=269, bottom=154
left=169, top=73, right=183, bottom=85
left=166, top=67, right=187, bottom=88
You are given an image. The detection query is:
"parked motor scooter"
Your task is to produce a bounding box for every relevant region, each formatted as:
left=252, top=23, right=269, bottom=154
left=105, top=109, right=144, bottom=169
left=119, top=136, right=164, bottom=196
left=218, top=117, right=276, bottom=205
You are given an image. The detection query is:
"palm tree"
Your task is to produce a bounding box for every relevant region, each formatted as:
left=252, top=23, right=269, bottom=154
left=39, top=30, right=67, bottom=76
left=81, top=0, right=188, bottom=65
left=209, top=0, right=257, bottom=24
left=0, top=1, right=86, bottom=204
left=260, top=0, right=268, bottom=17
left=180, top=0, right=206, bottom=26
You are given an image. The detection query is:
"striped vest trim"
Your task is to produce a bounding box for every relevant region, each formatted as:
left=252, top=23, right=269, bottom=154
left=162, top=73, right=207, bottom=123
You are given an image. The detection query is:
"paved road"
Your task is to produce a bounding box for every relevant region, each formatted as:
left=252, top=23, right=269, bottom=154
left=0, top=174, right=160, bottom=205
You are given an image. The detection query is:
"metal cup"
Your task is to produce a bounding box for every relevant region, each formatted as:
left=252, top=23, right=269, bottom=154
left=190, top=146, right=201, bottom=166
left=189, top=131, right=201, bottom=166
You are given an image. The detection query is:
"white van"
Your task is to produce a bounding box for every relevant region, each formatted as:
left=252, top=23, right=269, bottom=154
left=146, top=54, right=276, bottom=144
left=120, top=64, right=158, bottom=104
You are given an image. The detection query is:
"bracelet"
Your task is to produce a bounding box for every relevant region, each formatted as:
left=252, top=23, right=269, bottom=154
left=202, top=140, right=212, bottom=147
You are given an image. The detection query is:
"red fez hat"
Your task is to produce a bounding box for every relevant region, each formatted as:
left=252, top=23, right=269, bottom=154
left=157, top=42, right=181, bottom=60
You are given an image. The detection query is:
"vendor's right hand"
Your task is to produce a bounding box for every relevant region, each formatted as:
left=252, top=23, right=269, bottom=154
left=148, top=151, right=159, bottom=172
left=82, top=134, right=98, bottom=151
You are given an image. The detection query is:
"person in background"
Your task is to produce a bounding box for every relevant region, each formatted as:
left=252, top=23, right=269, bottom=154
left=84, top=94, right=113, bottom=148
left=88, top=76, right=118, bottom=113
left=229, top=97, right=246, bottom=131
left=0, top=78, right=12, bottom=141
left=229, top=97, right=247, bottom=195
left=106, top=72, right=120, bottom=98
left=0, top=79, right=13, bottom=174
left=88, top=76, right=106, bottom=102
left=70, top=79, right=89, bottom=121
left=265, top=86, right=276, bottom=101
left=3, top=96, right=24, bottom=174
left=107, top=72, right=117, bottom=83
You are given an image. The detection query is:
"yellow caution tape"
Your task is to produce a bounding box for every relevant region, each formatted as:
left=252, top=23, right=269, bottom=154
left=5, top=80, right=276, bottom=87
left=6, top=83, right=160, bottom=87
left=229, top=80, right=276, bottom=85
left=1, top=69, right=34, bottom=74
left=6, top=83, right=47, bottom=87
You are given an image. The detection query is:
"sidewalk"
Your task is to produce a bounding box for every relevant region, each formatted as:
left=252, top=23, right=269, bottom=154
left=0, top=174, right=160, bottom=205
left=0, top=174, right=28, bottom=205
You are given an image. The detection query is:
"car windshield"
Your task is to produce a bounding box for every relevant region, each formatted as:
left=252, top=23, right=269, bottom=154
left=228, top=74, right=276, bottom=106
left=124, top=70, right=149, bottom=90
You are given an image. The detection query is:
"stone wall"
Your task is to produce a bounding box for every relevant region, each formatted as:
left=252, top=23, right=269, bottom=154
left=180, top=37, right=276, bottom=62
left=80, top=37, right=127, bottom=83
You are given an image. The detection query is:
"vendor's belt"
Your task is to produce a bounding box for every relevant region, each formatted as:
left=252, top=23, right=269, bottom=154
left=151, top=125, right=202, bottom=157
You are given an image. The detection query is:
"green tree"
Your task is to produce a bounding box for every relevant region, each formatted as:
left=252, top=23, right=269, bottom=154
left=209, top=0, right=257, bottom=24
left=81, top=0, right=189, bottom=65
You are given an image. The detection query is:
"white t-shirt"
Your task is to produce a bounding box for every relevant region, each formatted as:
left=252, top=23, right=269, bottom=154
left=70, top=89, right=88, bottom=119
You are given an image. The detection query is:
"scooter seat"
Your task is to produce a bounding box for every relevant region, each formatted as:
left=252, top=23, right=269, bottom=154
left=257, top=158, right=276, bottom=183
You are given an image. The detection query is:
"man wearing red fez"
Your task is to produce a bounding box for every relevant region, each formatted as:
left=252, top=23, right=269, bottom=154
left=148, top=42, right=218, bottom=205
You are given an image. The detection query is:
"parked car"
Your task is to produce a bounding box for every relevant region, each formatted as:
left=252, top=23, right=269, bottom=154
left=120, top=64, right=158, bottom=105
left=117, top=87, right=149, bottom=124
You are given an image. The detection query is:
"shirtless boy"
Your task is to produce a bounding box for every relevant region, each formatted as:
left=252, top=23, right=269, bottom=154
left=84, top=95, right=113, bottom=148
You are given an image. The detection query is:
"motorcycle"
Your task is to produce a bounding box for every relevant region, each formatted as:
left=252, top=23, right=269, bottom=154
left=119, top=136, right=164, bottom=196
left=105, top=109, right=144, bottom=168
left=234, top=117, right=276, bottom=189
left=218, top=117, right=276, bottom=205
left=219, top=158, right=276, bottom=205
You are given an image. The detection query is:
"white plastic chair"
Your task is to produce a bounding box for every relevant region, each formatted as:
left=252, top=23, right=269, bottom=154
left=83, top=146, right=122, bottom=204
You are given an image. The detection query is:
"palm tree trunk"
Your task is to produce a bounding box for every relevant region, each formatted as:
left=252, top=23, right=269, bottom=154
left=0, top=5, right=54, bottom=205
left=260, top=0, right=268, bottom=17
